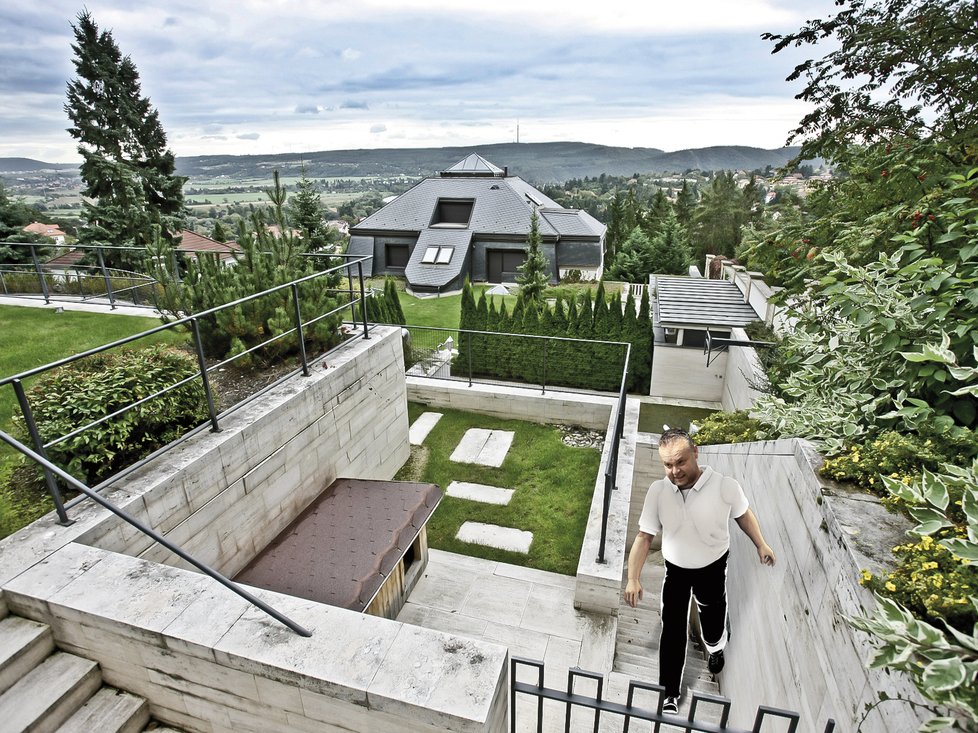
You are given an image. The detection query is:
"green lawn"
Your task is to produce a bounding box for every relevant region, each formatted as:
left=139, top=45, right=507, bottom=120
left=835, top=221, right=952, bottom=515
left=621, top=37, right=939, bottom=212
left=0, top=305, right=187, bottom=538
left=396, top=403, right=600, bottom=575
left=637, top=402, right=718, bottom=433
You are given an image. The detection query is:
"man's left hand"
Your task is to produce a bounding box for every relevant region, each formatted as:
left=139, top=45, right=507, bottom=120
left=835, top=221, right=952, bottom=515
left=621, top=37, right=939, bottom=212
left=757, top=543, right=776, bottom=566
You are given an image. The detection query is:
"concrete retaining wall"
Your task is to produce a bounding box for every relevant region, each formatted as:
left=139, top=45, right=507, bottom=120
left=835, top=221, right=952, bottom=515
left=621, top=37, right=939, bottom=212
left=650, top=344, right=726, bottom=402
left=698, top=440, right=928, bottom=732
left=0, top=326, right=509, bottom=733
left=720, top=326, right=765, bottom=412
left=407, top=377, right=616, bottom=431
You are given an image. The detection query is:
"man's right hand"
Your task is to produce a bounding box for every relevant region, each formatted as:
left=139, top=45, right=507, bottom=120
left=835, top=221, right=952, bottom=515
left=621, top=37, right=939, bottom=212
left=624, top=578, right=643, bottom=608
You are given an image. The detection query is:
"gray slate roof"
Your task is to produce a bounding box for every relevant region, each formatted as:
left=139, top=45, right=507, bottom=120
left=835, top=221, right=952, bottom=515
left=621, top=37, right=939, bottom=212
left=656, top=276, right=760, bottom=328
left=354, top=175, right=564, bottom=237
left=404, top=228, right=473, bottom=288
left=539, top=208, right=605, bottom=238
left=346, top=235, right=375, bottom=276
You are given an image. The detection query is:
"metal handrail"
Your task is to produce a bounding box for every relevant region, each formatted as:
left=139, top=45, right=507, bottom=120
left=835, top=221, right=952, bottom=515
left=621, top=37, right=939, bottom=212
left=0, top=428, right=312, bottom=637
left=2, top=257, right=371, bottom=525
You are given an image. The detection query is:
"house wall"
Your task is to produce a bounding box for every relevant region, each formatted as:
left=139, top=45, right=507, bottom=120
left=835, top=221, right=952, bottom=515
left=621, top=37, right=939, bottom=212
left=557, top=239, right=602, bottom=269
left=469, top=239, right=558, bottom=283
left=375, top=235, right=418, bottom=274
left=0, top=326, right=509, bottom=733
left=721, top=326, right=766, bottom=411
left=649, top=343, right=726, bottom=401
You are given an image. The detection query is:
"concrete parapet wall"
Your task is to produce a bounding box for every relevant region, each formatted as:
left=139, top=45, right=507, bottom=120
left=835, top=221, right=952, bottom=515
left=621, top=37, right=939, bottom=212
left=407, top=377, right=616, bottom=431
left=698, top=440, right=927, bottom=733
left=573, top=397, right=640, bottom=615
left=4, top=542, right=507, bottom=733
left=720, top=327, right=765, bottom=412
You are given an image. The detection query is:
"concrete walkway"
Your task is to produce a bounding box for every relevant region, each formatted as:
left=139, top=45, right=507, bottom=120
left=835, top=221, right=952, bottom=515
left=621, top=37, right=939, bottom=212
left=398, top=550, right=715, bottom=732
left=0, top=295, right=160, bottom=319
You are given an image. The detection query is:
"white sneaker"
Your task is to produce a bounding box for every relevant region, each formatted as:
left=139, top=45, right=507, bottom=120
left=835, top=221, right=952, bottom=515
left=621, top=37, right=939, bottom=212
left=662, top=696, right=679, bottom=715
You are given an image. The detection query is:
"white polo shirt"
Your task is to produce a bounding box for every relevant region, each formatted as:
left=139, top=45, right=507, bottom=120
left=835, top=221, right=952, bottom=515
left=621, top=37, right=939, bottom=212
left=638, top=466, right=750, bottom=569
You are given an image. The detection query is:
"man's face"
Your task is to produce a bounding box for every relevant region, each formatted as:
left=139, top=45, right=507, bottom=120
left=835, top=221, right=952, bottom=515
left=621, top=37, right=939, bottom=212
left=658, top=439, right=700, bottom=489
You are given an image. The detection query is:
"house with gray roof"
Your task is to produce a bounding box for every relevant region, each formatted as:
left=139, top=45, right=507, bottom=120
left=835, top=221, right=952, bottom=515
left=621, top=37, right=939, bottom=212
left=347, top=154, right=605, bottom=294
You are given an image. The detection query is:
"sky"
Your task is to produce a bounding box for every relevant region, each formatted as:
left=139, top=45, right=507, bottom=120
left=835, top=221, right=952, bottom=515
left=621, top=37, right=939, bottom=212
left=0, top=0, right=840, bottom=164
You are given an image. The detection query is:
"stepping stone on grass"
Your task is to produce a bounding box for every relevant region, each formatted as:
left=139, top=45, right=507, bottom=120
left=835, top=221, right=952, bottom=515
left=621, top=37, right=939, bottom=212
left=456, top=521, right=532, bottom=553
left=450, top=428, right=514, bottom=468
left=446, top=481, right=514, bottom=505
left=409, top=411, right=443, bottom=445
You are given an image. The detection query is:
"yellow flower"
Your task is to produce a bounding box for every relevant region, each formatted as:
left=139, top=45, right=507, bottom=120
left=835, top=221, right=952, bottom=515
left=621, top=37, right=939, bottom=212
left=860, top=570, right=873, bottom=583
left=885, top=581, right=897, bottom=592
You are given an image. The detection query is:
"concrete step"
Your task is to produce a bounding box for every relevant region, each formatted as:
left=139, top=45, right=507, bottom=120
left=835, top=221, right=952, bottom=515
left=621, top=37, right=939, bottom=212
left=0, top=651, right=101, bottom=732
left=56, top=687, right=149, bottom=733
left=0, top=616, right=55, bottom=695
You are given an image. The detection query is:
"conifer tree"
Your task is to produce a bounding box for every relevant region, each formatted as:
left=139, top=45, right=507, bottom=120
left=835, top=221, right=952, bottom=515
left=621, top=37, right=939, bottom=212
left=516, top=211, right=550, bottom=303
left=65, top=10, right=185, bottom=269
left=289, top=169, right=336, bottom=252
left=648, top=213, right=692, bottom=276
left=675, top=180, right=697, bottom=227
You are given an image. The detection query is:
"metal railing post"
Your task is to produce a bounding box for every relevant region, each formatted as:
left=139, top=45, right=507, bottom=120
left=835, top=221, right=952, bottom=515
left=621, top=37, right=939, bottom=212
left=541, top=339, right=548, bottom=394
left=12, top=379, right=71, bottom=525
left=29, top=245, right=50, bottom=304
left=291, top=282, right=310, bottom=376
left=357, top=261, right=369, bottom=339
left=190, top=318, right=221, bottom=432
left=96, top=247, right=116, bottom=309
left=346, top=262, right=357, bottom=323
left=467, top=331, right=473, bottom=387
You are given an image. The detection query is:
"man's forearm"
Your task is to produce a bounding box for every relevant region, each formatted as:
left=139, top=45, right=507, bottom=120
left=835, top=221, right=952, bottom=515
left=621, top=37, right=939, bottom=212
left=628, top=532, right=653, bottom=581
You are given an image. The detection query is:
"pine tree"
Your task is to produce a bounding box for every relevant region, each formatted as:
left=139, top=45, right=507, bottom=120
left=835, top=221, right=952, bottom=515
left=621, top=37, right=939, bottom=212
left=65, top=10, right=185, bottom=269
left=212, top=220, right=228, bottom=243
left=675, top=180, right=697, bottom=227
left=516, top=211, right=550, bottom=303
left=647, top=212, right=692, bottom=276
left=289, top=168, right=336, bottom=252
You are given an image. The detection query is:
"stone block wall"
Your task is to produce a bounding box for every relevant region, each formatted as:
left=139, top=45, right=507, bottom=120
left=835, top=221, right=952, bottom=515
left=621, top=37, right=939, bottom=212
left=699, top=440, right=928, bottom=733
left=77, top=326, right=411, bottom=577
left=720, top=326, right=765, bottom=412
left=407, top=377, right=616, bottom=431
left=0, top=326, right=510, bottom=733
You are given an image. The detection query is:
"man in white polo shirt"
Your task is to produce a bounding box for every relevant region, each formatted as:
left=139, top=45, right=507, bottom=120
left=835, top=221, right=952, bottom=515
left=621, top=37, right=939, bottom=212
left=623, top=428, right=776, bottom=716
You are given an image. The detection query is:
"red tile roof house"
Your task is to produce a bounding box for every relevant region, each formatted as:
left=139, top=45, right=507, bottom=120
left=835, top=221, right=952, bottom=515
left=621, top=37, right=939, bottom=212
left=22, top=222, right=67, bottom=245
left=174, top=230, right=241, bottom=265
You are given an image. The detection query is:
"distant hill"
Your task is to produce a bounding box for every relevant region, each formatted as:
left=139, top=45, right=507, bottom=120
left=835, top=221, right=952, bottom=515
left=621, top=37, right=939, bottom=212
left=1, top=141, right=805, bottom=184
left=0, top=158, right=78, bottom=174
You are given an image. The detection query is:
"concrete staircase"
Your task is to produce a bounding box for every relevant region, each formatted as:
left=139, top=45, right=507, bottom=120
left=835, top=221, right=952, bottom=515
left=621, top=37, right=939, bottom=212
left=0, top=606, right=182, bottom=733
left=613, top=553, right=720, bottom=710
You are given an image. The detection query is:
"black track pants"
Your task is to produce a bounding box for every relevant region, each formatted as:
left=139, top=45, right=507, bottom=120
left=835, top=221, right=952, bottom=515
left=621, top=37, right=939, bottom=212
left=658, top=551, right=729, bottom=697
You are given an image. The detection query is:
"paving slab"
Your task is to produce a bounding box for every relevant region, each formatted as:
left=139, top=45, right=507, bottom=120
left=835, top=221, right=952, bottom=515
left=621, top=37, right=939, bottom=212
left=408, top=412, right=442, bottom=445
left=457, top=521, right=532, bottom=553
left=450, top=428, right=514, bottom=467
left=446, top=481, right=514, bottom=505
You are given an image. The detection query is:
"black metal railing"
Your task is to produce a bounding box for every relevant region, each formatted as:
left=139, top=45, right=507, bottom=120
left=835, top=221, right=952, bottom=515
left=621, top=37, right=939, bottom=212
left=399, top=324, right=630, bottom=563
left=0, top=242, right=160, bottom=310
left=0, top=427, right=312, bottom=637
left=510, top=657, right=837, bottom=733
left=1, top=256, right=372, bottom=524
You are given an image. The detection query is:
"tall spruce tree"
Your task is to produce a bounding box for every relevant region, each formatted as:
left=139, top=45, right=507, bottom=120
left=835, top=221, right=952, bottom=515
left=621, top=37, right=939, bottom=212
left=289, top=169, right=336, bottom=252
left=65, top=11, right=185, bottom=269
left=516, top=211, right=550, bottom=303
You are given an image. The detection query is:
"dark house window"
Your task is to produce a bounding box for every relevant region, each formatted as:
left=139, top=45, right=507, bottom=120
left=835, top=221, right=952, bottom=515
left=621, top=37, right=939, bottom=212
left=431, top=199, right=474, bottom=227
left=386, top=244, right=409, bottom=270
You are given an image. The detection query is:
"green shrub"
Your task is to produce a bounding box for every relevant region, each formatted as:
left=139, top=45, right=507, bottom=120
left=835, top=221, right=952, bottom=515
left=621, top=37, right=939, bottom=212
left=692, top=410, right=766, bottom=445
left=820, top=429, right=978, bottom=492
left=14, top=345, right=209, bottom=486
left=861, top=532, right=978, bottom=633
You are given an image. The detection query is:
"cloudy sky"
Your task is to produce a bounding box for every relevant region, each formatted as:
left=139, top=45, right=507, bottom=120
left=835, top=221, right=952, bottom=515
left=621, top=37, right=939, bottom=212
left=1, top=0, right=838, bottom=163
